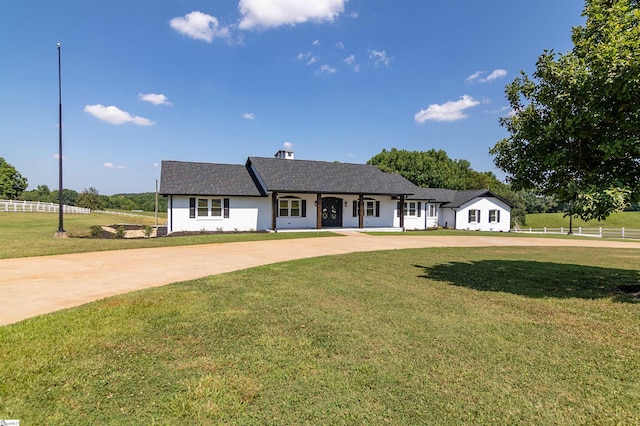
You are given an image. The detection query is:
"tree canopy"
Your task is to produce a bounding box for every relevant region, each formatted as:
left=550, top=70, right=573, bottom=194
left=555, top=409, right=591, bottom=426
left=76, top=187, right=105, bottom=211
left=490, top=0, right=640, bottom=222
left=0, top=157, right=28, bottom=200
left=368, top=148, right=504, bottom=191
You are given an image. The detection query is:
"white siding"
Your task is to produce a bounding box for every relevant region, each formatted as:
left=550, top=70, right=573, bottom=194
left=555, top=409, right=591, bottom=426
left=439, top=208, right=456, bottom=229
left=274, top=194, right=316, bottom=230
left=168, top=195, right=270, bottom=233
left=395, top=202, right=440, bottom=230
left=454, top=197, right=511, bottom=232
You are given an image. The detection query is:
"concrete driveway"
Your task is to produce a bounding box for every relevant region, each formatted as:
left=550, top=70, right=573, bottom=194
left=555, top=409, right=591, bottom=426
left=2, top=233, right=640, bottom=326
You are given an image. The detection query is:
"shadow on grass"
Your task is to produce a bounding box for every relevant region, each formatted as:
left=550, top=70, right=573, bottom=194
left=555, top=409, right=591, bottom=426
left=418, top=260, right=640, bottom=302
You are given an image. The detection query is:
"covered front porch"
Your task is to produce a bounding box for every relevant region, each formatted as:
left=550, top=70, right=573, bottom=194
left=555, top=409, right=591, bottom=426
left=269, top=192, right=407, bottom=232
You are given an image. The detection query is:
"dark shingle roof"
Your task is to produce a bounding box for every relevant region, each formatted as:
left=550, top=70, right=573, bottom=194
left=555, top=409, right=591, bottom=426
left=408, top=188, right=515, bottom=208
left=442, top=189, right=514, bottom=208
left=406, top=188, right=456, bottom=203
left=247, top=157, right=418, bottom=195
left=159, top=160, right=265, bottom=196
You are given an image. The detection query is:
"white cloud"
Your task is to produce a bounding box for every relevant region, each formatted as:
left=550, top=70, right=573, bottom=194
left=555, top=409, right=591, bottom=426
left=369, top=49, right=392, bottom=67
left=169, top=11, right=230, bottom=43
left=103, top=163, right=126, bottom=169
left=296, top=51, right=318, bottom=65
left=283, top=141, right=293, bottom=149
left=466, top=71, right=484, bottom=82
left=52, top=153, right=66, bottom=160
left=238, top=0, right=347, bottom=30
left=84, top=104, right=156, bottom=126
left=316, top=64, right=336, bottom=75
left=312, top=39, right=320, bottom=46
left=344, top=54, right=360, bottom=72
left=482, top=69, right=507, bottom=82
left=298, top=52, right=318, bottom=65
left=467, top=69, right=507, bottom=83
left=335, top=41, right=345, bottom=49
left=153, top=163, right=159, bottom=168
left=138, top=93, right=173, bottom=106
left=242, top=112, right=255, bottom=120
left=414, top=95, right=480, bottom=123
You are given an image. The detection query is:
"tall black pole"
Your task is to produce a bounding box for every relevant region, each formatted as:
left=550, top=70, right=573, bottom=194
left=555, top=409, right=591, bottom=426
left=57, top=42, right=65, bottom=233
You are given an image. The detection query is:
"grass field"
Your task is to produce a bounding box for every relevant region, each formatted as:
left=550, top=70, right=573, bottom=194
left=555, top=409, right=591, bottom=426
left=526, top=211, right=640, bottom=229
left=0, top=213, right=337, bottom=259
left=1, top=246, right=639, bottom=424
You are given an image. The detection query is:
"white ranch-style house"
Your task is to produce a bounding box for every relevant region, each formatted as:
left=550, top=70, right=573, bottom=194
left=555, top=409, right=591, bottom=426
left=160, top=151, right=512, bottom=233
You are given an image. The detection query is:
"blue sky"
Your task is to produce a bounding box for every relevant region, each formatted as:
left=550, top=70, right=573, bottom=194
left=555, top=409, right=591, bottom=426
left=0, top=0, right=585, bottom=195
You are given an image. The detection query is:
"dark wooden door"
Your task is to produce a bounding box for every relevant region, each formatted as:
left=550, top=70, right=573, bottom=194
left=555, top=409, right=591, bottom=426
left=321, top=198, right=342, bottom=227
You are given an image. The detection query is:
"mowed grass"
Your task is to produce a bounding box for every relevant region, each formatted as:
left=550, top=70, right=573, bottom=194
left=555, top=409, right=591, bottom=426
left=0, top=213, right=337, bottom=259
left=527, top=211, right=640, bottom=229
left=1, top=246, right=639, bottom=424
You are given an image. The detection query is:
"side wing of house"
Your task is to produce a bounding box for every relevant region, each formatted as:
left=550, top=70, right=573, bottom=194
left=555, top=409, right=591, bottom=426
left=452, top=196, right=511, bottom=232
left=160, top=160, right=269, bottom=234
left=167, top=195, right=271, bottom=233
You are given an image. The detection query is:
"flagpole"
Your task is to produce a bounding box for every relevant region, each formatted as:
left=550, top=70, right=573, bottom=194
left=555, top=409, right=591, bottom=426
left=55, top=42, right=68, bottom=238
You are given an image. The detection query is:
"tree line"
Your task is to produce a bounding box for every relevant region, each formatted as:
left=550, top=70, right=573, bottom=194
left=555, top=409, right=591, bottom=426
left=13, top=183, right=167, bottom=213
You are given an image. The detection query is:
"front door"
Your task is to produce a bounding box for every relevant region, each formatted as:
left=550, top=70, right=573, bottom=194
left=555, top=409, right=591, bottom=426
left=321, top=197, right=342, bottom=227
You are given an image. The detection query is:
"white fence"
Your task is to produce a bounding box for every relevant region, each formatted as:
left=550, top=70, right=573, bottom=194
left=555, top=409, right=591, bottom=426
left=0, top=199, right=90, bottom=214
left=93, top=210, right=154, bottom=219
left=513, top=226, right=640, bottom=240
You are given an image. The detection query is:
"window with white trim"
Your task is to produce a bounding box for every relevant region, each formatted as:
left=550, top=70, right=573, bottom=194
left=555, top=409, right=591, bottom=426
left=404, top=201, right=417, bottom=217
left=354, top=199, right=380, bottom=217
left=468, top=209, right=480, bottom=223
left=197, top=198, right=223, bottom=218
left=365, top=200, right=375, bottom=216
left=489, top=209, right=501, bottom=223
left=279, top=198, right=305, bottom=217
left=428, top=204, right=437, bottom=217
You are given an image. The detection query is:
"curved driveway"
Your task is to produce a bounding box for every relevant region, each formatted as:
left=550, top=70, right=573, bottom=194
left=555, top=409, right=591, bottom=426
left=2, top=233, right=640, bottom=326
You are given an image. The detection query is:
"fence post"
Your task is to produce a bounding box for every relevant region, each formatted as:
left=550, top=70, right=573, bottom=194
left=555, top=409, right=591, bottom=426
left=543, top=227, right=547, bottom=233
left=599, top=227, right=602, bottom=237
left=529, top=227, right=532, bottom=233
left=578, top=227, right=582, bottom=235
left=560, top=227, right=564, bottom=234
left=622, top=227, right=625, bottom=239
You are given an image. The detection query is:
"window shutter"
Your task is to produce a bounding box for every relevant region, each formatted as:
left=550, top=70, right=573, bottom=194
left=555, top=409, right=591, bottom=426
left=478, top=211, right=481, bottom=222
left=417, top=202, right=422, bottom=217
left=301, top=200, right=307, bottom=217
left=223, top=198, right=230, bottom=218
left=497, top=210, right=500, bottom=222
left=375, top=201, right=380, bottom=217
left=353, top=200, right=358, bottom=217
left=397, top=201, right=400, bottom=218
left=189, top=198, right=196, bottom=218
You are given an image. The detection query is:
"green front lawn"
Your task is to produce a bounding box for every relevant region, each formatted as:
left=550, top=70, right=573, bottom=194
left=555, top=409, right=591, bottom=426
left=1, top=246, right=639, bottom=424
left=0, top=213, right=337, bottom=259
left=526, top=211, right=640, bottom=229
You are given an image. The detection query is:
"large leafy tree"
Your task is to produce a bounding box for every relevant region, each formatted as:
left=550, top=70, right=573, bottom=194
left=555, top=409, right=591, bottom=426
left=368, top=148, right=508, bottom=191
left=77, top=187, right=105, bottom=211
left=491, top=0, right=639, bottom=223
left=0, top=157, right=28, bottom=200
